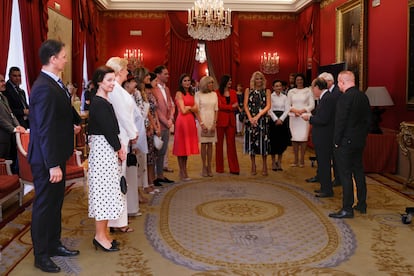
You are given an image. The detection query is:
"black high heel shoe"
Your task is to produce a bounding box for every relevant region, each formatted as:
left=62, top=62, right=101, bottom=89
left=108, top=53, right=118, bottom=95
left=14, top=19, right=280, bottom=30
left=93, top=238, right=119, bottom=252
left=112, top=240, right=120, bottom=247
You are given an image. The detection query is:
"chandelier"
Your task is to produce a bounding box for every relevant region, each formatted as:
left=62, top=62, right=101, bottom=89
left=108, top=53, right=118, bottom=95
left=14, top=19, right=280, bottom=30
left=187, top=0, right=232, bottom=41
left=195, top=42, right=207, bottom=63
left=123, top=48, right=143, bottom=69
left=260, top=52, right=280, bottom=74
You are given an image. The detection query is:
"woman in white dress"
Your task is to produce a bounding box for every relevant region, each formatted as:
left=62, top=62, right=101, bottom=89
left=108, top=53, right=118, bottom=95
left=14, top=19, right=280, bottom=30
left=88, top=65, right=126, bottom=251
left=194, top=76, right=218, bottom=177
left=106, top=57, right=138, bottom=233
left=287, top=73, right=314, bottom=167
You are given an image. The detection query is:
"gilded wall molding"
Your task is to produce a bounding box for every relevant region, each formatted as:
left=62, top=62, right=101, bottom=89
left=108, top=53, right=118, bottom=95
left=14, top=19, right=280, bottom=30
left=321, top=0, right=337, bottom=9
left=101, top=11, right=165, bottom=19
left=238, top=13, right=296, bottom=21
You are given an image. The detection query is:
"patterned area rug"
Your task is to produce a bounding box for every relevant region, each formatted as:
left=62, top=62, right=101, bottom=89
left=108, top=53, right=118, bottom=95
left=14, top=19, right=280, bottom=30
left=146, top=177, right=356, bottom=271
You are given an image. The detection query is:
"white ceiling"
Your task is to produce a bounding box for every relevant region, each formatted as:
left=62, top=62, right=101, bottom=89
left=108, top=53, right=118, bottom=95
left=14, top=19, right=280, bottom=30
left=95, top=0, right=315, bottom=12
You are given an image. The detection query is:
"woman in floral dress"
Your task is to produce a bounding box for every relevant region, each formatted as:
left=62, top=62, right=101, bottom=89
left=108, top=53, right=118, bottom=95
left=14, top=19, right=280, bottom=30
left=244, top=71, right=271, bottom=176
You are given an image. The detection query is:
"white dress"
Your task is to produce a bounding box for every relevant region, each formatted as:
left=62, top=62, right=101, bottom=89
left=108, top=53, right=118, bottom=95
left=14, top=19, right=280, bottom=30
left=287, top=87, right=314, bottom=142
left=107, top=81, right=138, bottom=227
left=194, top=91, right=218, bottom=143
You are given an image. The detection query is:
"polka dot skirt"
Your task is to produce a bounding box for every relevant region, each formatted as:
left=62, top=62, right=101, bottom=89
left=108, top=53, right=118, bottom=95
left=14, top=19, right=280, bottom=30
left=88, top=135, right=125, bottom=221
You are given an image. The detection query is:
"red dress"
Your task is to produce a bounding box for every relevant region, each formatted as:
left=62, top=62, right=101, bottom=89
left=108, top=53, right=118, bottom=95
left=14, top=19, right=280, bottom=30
left=173, top=93, right=199, bottom=156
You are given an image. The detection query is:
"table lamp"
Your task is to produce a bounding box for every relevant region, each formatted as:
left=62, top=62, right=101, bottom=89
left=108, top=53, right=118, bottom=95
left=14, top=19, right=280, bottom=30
left=365, top=86, right=394, bottom=134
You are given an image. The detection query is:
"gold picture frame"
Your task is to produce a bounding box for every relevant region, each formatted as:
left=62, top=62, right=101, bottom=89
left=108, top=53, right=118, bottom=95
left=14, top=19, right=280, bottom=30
left=47, top=8, right=72, bottom=84
left=336, top=0, right=367, bottom=91
left=407, top=0, right=414, bottom=108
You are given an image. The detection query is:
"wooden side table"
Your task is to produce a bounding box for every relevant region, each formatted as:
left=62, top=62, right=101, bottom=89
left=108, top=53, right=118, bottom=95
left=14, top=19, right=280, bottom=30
left=397, top=121, right=414, bottom=194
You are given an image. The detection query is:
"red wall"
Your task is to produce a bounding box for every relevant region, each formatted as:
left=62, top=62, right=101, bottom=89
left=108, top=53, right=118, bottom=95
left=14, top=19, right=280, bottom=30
left=47, top=0, right=72, bottom=19
left=237, top=14, right=298, bottom=89
left=97, top=11, right=299, bottom=91
left=320, top=0, right=410, bottom=130
left=98, top=11, right=167, bottom=72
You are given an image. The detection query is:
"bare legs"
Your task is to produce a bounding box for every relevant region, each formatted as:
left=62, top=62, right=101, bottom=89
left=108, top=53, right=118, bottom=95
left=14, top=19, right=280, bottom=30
left=250, top=154, right=268, bottom=175
left=272, top=154, right=284, bottom=171
left=298, top=141, right=306, bottom=167
left=250, top=154, right=257, bottom=175
left=291, top=141, right=306, bottom=167
left=262, top=155, right=268, bottom=176
left=177, top=156, right=189, bottom=180
left=201, top=143, right=208, bottom=176
left=95, top=220, right=112, bottom=249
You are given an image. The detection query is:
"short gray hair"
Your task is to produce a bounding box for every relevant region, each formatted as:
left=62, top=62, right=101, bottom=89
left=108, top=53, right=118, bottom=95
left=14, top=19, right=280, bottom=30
left=318, top=72, right=334, bottom=82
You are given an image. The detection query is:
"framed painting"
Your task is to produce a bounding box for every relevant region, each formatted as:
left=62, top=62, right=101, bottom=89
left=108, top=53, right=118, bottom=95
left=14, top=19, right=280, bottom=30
left=47, top=8, right=72, bottom=84
left=407, top=0, right=414, bottom=108
left=336, top=0, right=367, bottom=91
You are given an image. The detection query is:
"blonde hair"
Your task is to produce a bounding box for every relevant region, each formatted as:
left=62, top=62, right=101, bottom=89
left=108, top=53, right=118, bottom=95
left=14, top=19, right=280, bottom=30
left=106, top=57, right=128, bottom=75
left=199, top=76, right=215, bottom=93
left=249, top=71, right=267, bottom=90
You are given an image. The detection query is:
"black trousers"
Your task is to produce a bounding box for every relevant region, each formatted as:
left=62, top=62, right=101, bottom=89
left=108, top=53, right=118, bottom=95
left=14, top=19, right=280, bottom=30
left=334, top=145, right=367, bottom=212
left=31, top=163, right=66, bottom=257
left=314, top=143, right=333, bottom=194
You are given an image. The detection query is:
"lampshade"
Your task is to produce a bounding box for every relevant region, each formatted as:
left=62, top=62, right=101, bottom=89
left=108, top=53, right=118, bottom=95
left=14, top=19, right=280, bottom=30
left=365, top=86, right=394, bottom=107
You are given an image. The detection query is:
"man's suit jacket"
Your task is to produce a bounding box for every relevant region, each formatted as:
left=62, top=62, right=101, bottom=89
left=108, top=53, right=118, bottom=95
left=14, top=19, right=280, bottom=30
left=310, top=91, right=336, bottom=147
left=153, top=84, right=174, bottom=131
left=28, top=72, right=75, bottom=168
left=330, top=84, right=342, bottom=101
left=0, top=94, right=19, bottom=156
left=215, top=89, right=238, bottom=128
left=334, top=86, right=371, bottom=149
left=4, top=80, right=29, bottom=128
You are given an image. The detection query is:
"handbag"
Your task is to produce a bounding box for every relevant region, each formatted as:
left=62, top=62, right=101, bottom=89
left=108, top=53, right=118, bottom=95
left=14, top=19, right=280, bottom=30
left=200, top=127, right=216, bottom=137
left=126, top=145, right=138, bottom=167
left=120, top=176, right=127, bottom=194
left=154, top=135, right=164, bottom=150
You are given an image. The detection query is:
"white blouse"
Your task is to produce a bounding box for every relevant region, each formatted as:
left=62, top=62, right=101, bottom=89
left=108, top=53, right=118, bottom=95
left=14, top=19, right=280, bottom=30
left=268, top=91, right=289, bottom=122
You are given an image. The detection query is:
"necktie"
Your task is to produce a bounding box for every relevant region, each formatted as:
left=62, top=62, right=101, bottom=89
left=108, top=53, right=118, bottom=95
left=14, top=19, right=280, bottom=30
left=15, top=86, right=29, bottom=109
left=57, top=79, right=70, bottom=98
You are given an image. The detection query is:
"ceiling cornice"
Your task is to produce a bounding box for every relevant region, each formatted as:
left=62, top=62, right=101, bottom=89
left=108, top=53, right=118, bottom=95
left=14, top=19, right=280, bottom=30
left=94, top=0, right=315, bottom=12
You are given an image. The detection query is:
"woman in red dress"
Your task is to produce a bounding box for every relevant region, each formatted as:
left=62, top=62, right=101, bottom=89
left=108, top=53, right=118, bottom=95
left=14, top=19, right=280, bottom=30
left=172, top=74, right=199, bottom=181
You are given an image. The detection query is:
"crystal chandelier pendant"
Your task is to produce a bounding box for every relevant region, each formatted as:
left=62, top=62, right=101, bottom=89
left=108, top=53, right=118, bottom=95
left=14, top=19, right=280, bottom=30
left=187, top=0, right=232, bottom=41
left=260, top=52, right=280, bottom=74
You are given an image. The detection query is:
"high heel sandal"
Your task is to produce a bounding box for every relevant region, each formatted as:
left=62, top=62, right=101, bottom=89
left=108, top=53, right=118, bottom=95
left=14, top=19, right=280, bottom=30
left=93, top=238, right=119, bottom=252
left=202, top=167, right=208, bottom=177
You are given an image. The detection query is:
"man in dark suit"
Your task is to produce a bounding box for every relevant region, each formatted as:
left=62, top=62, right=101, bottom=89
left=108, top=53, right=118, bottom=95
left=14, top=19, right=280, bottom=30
left=4, top=67, right=30, bottom=128
left=302, top=78, right=336, bottom=198
left=305, top=72, right=342, bottom=184
left=29, top=39, right=81, bottom=273
left=329, top=70, right=371, bottom=219
left=0, top=74, right=26, bottom=157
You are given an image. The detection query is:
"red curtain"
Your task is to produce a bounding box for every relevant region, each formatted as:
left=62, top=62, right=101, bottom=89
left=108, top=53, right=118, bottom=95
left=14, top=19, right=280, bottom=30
left=0, top=1, right=13, bottom=74
left=206, top=38, right=232, bottom=84
left=84, top=0, right=99, bottom=80
left=296, top=3, right=320, bottom=80
left=71, top=0, right=99, bottom=94
left=71, top=0, right=86, bottom=94
left=205, top=12, right=239, bottom=85
left=19, top=0, right=48, bottom=88
left=167, top=12, right=197, bottom=95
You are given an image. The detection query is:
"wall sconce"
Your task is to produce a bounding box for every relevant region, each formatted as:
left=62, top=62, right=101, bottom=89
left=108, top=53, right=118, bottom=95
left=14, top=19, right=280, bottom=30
left=365, top=86, right=394, bottom=134
left=123, top=48, right=143, bottom=70
left=260, top=52, right=279, bottom=74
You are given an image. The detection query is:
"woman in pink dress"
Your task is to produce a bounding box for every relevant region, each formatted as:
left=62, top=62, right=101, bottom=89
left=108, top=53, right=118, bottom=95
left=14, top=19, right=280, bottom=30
left=172, top=74, right=199, bottom=181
